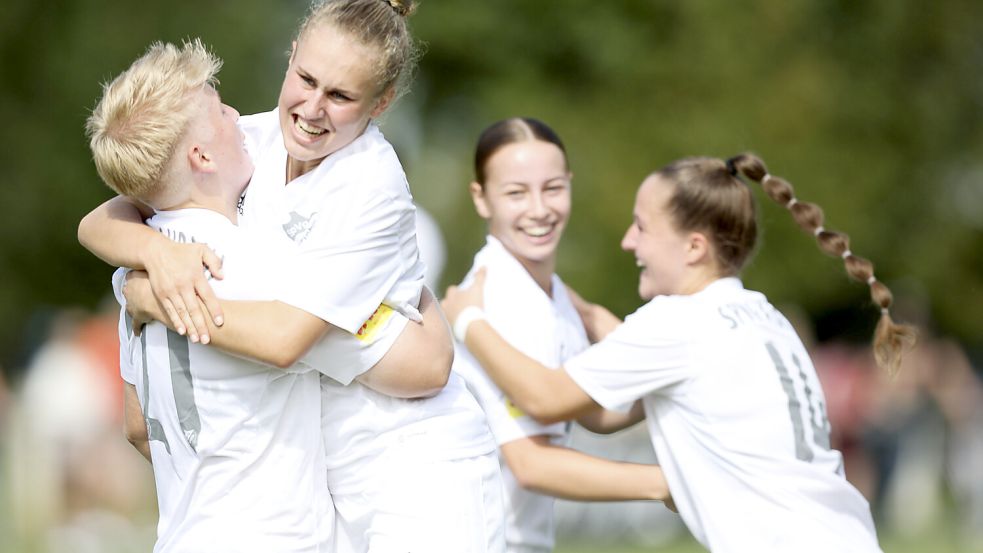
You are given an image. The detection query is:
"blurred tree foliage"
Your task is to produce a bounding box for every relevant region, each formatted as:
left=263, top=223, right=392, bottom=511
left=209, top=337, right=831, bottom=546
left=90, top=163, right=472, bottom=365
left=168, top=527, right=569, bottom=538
left=1, top=0, right=980, bottom=376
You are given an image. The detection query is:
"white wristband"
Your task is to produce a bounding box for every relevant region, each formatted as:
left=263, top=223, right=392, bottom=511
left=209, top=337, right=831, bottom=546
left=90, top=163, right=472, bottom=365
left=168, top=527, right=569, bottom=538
left=454, top=306, right=487, bottom=343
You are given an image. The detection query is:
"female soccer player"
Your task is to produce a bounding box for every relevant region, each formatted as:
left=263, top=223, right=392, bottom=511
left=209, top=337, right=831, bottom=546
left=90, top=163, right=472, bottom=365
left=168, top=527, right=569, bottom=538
left=444, top=153, right=916, bottom=553
left=80, top=1, right=503, bottom=551
left=453, top=117, right=671, bottom=553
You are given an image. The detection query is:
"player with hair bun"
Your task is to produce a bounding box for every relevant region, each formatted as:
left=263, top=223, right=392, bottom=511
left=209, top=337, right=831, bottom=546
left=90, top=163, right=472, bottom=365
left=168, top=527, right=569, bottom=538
left=444, top=153, right=915, bottom=553
left=454, top=117, right=672, bottom=553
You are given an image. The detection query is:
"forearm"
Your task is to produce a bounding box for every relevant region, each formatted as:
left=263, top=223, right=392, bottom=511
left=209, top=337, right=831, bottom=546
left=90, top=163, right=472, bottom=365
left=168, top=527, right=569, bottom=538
left=194, top=299, right=328, bottom=368
left=577, top=400, right=645, bottom=434
left=502, top=439, right=669, bottom=501
left=133, top=287, right=327, bottom=368
left=463, top=320, right=597, bottom=423
left=78, top=196, right=160, bottom=268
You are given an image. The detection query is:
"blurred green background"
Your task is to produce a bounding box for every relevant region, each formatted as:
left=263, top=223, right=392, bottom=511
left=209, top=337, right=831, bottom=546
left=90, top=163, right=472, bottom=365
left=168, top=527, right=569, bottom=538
left=1, top=0, right=981, bottom=551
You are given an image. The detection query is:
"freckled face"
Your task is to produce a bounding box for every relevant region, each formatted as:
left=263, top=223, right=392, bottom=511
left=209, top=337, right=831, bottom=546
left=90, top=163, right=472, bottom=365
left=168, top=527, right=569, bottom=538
left=472, top=140, right=571, bottom=269
left=277, top=23, right=388, bottom=173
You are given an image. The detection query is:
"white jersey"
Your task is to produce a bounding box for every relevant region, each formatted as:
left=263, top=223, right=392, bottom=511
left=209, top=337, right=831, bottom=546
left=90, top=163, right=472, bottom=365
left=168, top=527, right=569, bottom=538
left=454, top=236, right=590, bottom=553
left=564, top=278, right=881, bottom=553
left=238, top=109, right=424, bottom=333
left=236, top=112, right=498, bottom=549
left=116, top=209, right=334, bottom=553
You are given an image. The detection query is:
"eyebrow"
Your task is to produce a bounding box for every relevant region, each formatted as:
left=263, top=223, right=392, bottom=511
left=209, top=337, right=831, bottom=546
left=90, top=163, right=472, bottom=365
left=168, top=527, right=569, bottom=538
left=296, top=66, right=357, bottom=97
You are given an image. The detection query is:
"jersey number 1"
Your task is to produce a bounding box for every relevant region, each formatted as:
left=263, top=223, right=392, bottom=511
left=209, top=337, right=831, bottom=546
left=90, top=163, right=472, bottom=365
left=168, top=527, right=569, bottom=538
left=766, top=341, right=831, bottom=462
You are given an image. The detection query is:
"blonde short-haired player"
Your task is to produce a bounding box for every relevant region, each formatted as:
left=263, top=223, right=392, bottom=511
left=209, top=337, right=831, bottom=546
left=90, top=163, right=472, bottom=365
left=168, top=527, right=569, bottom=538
left=80, top=2, right=504, bottom=551
left=453, top=117, right=672, bottom=553
left=87, top=39, right=447, bottom=552
left=444, top=153, right=916, bottom=553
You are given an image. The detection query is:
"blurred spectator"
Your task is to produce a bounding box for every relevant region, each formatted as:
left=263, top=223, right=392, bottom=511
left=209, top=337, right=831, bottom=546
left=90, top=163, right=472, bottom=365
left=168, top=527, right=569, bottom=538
left=5, top=300, right=155, bottom=552
left=812, top=297, right=983, bottom=546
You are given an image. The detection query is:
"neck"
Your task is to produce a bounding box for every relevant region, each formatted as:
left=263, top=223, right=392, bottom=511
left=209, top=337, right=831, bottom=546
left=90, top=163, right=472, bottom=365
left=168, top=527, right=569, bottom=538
left=286, top=155, right=323, bottom=184
left=165, top=198, right=238, bottom=223
left=164, top=179, right=241, bottom=223
left=678, top=266, right=723, bottom=295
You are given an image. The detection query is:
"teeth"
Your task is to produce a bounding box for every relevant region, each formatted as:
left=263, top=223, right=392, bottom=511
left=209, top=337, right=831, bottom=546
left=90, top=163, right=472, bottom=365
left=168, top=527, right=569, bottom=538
left=525, top=225, right=551, bottom=237
left=295, top=118, right=326, bottom=136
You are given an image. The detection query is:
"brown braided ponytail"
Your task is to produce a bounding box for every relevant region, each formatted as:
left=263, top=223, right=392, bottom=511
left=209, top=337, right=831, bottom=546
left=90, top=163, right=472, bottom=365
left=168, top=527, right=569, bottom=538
left=729, top=153, right=917, bottom=375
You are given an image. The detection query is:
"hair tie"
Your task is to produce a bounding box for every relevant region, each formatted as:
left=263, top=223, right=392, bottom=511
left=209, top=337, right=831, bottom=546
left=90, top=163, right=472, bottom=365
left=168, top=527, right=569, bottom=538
left=867, top=275, right=877, bottom=285
left=813, top=226, right=825, bottom=236
left=724, top=158, right=738, bottom=177
left=841, top=249, right=852, bottom=259
left=881, top=308, right=890, bottom=316
left=762, top=173, right=772, bottom=183
left=384, top=0, right=410, bottom=16
left=786, top=198, right=798, bottom=209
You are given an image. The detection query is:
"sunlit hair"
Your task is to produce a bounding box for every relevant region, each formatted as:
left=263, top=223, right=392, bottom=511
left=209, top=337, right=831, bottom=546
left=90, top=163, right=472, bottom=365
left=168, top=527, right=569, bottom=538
left=654, top=153, right=917, bottom=375
left=86, top=39, right=221, bottom=202
left=473, top=117, right=568, bottom=186
left=297, top=0, right=421, bottom=102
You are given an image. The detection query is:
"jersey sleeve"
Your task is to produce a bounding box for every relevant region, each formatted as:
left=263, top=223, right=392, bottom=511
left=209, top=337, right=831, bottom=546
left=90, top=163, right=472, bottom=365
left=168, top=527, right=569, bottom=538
left=454, top=346, right=566, bottom=445
left=564, top=303, right=693, bottom=413
left=296, top=305, right=409, bottom=385
left=277, top=188, right=411, bottom=334
left=116, top=305, right=139, bottom=386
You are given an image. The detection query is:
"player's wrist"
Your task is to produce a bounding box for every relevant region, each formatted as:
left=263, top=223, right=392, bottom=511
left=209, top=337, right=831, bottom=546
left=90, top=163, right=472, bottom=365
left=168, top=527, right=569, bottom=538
left=453, top=306, right=487, bottom=343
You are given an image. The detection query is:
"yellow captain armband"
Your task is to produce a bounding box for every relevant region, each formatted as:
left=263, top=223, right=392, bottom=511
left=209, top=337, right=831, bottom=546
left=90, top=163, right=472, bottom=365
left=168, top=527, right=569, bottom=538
left=355, top=305, right=395, bottom=343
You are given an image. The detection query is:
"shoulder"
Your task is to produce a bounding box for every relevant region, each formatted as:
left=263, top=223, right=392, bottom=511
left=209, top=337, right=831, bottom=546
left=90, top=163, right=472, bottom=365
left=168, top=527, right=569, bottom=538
left=332, top=125, right=409, bottom=198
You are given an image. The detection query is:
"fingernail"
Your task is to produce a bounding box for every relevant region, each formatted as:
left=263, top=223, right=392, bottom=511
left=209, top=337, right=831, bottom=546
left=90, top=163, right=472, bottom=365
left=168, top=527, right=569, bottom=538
left=177, top=326, right=186, bottom=335
left=201, top=334, right=210, bottom=345
left=214, top=316, right=224, bottom=326
left=190, top=334, right=199, bottom=343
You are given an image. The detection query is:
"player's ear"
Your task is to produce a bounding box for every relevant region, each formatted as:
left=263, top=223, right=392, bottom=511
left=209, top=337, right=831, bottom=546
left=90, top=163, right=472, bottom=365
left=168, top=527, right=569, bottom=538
left=469, top=181, right=491, bottom=219
left=685, top=231, right=711, bottom=266
left=370, top=86, right=395, bottom=118
left=188, top=145, right=215, bottom=173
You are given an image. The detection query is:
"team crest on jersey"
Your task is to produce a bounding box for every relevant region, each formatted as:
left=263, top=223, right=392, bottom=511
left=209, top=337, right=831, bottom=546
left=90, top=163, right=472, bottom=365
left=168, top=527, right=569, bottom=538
left=282, top=211, right=318, bottom=243
left=506, top=398, right=526, bottom=419
left=355, top=305, right=394, bottom=343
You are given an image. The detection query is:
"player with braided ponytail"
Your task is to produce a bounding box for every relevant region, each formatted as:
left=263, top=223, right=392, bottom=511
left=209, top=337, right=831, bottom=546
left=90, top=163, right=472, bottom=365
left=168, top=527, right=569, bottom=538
left=728, top=153, right=916, bottom=374
left=444, top=153, right=910, bottom=552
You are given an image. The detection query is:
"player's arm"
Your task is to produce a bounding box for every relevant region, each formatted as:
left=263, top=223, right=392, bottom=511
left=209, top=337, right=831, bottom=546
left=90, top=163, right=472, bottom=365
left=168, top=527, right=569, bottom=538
left=78, top=196, right=225, bottom=340
left=566, top=285, right=622, bottom=343
left=356, top=286, right=452, bottom=398
left=501, top=435, right=671, bottom=504
left=443, top=269, right=599, bottom=424
left=576, top=400, right=645, bottom=434
left=123, top=383, right=151, bottom=463
left=125, top=273, right=449, bottom=397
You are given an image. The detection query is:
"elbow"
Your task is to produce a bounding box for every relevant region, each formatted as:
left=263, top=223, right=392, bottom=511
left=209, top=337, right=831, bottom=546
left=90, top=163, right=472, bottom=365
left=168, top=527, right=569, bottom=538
left=270, top=349, right=304, bottom=370
left=410, top=333, right=454, bottom=398
left=78, top=212, right=96, bottom=249
left=408, top=353, right=452, bottom=398
left=124, top=425, right=147, bottom=450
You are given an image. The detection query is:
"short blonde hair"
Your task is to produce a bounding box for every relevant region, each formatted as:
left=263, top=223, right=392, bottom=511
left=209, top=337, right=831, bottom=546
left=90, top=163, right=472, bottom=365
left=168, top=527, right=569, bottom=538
left=86, top=39, right=221, bottom=201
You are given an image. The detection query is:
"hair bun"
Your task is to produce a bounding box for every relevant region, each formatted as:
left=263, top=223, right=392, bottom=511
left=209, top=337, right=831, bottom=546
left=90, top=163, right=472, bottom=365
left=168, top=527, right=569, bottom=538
left=385, top=0, right=413, bottom=16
